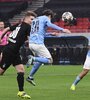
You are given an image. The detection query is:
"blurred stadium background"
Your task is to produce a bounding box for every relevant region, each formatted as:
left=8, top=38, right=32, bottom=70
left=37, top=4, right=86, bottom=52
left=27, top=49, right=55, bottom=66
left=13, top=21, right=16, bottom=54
left=0, top=0, right=90, bottom=65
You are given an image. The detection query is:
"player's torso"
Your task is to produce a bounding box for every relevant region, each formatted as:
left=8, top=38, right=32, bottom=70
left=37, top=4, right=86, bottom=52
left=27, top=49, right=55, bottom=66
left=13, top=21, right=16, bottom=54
left=30, top=16, right=47, bottom=44
left=8, top=22, right=30, bottom=52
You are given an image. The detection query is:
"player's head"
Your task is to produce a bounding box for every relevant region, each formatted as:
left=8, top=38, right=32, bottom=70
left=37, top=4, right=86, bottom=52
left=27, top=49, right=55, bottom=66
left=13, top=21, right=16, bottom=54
left=24, top=11, right=37, bottom=25
left=0, top=21, right=5, bottom=30
left=42, top=9, right=55, bottom=19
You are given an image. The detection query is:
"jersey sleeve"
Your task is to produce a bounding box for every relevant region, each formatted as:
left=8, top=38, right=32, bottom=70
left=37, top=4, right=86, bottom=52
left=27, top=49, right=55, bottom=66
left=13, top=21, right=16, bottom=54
left=46, top=18, right=64, bottom=31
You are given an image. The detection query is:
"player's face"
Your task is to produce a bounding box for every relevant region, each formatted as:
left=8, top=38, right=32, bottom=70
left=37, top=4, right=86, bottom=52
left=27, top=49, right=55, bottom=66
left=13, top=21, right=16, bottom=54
left=48, top=15, right=52, bottom=21
left=0, top=22, right=4, bottom=30
left=28, top=16, right=35, bottom=25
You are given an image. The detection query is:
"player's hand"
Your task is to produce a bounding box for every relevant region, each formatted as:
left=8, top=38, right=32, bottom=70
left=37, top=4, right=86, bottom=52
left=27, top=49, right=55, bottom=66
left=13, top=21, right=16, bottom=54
left=63, top=29, right=71, bottom=33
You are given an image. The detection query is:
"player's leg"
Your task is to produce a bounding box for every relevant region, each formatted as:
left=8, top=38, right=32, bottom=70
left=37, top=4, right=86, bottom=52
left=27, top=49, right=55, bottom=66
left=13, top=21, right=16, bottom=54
left=26, top=44, right=53, bottom=85
left=14, top=55, right=31, bottom=99
left=70, top=54, right=90, bottom=90
left=0, top=51, right=10, bottom=75
left=70, top=69, right=89, bottom=90
left=26, top=62, right=42, bottom=86
left=15, top=64, right=31, bottom=99
left=27, top=43, right=53, bottom=65
left=15, top=64, right=25, bottom=91
left=26, top=55, right=50, bottom=66
left=30, top=43, right=53, bottom=71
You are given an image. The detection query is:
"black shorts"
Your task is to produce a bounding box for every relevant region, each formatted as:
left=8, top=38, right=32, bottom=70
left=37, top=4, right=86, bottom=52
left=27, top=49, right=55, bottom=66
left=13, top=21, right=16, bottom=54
left=0, top=45, right=22, bottom=71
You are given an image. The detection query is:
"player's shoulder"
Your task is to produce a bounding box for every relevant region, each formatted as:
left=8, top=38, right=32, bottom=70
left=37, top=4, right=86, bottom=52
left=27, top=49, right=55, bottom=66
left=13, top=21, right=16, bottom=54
left=21, top=22, right=30, bottom=26
left=38, top=15, right=48, bottom=20
left=9, top=23, right=19, bottom=31
left=21, top=22, right=30, bottom=28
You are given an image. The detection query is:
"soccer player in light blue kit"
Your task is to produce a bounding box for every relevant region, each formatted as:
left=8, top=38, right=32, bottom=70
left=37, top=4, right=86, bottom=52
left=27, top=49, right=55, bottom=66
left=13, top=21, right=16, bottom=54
left=70, top=37, right=90, bottom=91
left=26, top=9, right=71, bottom=86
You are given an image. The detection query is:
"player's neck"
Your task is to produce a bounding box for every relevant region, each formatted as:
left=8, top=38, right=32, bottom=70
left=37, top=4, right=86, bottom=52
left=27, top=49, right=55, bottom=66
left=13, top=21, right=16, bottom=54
left=23, top=20, right=30, bottom=25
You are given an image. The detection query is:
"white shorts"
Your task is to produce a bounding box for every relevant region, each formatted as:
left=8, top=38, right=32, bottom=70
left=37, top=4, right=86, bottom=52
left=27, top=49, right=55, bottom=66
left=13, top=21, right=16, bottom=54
left=29, top=43, right=52, bottom=59
left=83, top=55, right=90, bottom=70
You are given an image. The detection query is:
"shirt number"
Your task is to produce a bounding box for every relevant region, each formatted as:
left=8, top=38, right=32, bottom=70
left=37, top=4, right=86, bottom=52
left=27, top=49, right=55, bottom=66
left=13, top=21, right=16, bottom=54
left=9, top=27, right=20, bottom=39
left=31, top=19, right=39, bottom=34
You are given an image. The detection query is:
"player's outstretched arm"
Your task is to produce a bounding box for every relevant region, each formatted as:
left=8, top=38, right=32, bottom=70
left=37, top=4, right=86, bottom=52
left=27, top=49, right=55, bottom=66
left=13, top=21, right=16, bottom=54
left=48, top=28, right=71, bottom=36
left=46, top=21, right=71, bottom=34
left=49, top=30, right=71, bottom=36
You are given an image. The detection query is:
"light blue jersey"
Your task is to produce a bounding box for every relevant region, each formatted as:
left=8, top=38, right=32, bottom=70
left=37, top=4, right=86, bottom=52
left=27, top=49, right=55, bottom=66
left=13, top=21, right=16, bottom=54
left=29, top=15, right=64, bottom=44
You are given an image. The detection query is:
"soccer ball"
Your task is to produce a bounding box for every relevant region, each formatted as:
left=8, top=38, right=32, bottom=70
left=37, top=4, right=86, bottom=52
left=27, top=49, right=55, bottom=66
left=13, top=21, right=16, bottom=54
left=62, top=12, right=73, bottom=21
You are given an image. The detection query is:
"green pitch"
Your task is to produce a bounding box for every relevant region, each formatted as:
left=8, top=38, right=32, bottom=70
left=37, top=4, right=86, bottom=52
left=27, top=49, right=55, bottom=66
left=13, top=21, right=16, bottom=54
left=0, top=65, right=90, bottom=100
